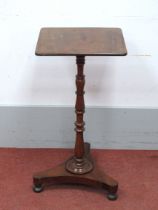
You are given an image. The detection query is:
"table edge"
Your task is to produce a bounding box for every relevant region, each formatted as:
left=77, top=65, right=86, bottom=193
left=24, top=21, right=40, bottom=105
left=35, top=27, right=127, bottom=57
left=35, top=52, right=127, bottom=56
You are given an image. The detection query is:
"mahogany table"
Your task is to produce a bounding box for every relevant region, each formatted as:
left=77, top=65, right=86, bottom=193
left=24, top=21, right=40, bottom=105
left=33, top=28, right=127, bottom=200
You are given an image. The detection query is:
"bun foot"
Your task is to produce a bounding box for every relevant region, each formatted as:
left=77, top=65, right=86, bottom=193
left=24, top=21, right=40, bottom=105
left=33, top=143, right=119, bottom=200
left=33, top=184, right=44, bottom=193
left=107, top=193, right=118, bottom=201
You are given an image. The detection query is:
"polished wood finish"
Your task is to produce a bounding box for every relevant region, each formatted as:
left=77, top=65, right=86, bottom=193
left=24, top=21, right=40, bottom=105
left=35, top=28, right=127, bottom=56
left=33, top=143, right=118, bottom=200
left=33, top=27, right=127, bottom=200
left=74, top=56, right=85, bottom=159
left=65, top=56, right=93, bottom=174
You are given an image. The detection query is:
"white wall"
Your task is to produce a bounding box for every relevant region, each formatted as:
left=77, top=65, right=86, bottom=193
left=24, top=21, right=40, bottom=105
left=0, top=0, right=158, bottom=107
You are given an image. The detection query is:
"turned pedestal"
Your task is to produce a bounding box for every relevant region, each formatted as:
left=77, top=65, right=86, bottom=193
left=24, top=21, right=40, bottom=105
left=33, top=28, right=127, bottom=200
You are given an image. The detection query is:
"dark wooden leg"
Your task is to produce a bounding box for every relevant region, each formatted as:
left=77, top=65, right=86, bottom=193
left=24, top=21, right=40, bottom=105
left=65, top=56, right=93, bottom=174
left=33, top=56, right=118, bottom=200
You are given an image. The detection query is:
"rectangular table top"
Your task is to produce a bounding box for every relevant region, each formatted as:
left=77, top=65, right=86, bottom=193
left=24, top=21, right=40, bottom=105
left=35, top=28, right=127, bottom=56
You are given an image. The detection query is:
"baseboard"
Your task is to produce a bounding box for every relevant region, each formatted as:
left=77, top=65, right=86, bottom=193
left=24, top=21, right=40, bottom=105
left=0, top=106, right=158, bottom=149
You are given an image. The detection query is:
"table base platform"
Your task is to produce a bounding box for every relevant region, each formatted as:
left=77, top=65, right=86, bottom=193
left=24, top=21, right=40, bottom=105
left=33, top=143, right=118, bottom=200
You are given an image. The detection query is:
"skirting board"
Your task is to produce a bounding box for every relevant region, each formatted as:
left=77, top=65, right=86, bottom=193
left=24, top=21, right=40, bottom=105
left=0, top=106, right=158, bottom=149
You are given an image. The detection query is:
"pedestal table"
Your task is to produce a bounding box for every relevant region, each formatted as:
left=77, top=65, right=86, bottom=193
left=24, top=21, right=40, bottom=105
left=33, top=28, right=127, bottom=200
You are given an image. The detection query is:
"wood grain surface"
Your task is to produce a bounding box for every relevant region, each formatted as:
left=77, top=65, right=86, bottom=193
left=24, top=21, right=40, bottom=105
left=35, top=28, right=127, bottom=56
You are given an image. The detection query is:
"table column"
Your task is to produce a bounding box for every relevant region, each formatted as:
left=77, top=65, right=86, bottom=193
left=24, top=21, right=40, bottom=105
left=65, top=56, right=93, bottom=174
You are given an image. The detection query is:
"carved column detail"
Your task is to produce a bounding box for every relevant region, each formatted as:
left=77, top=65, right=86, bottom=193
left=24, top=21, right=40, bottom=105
left=65, top=56, right=93, bottom=174
left=74, top=56, right=85, bottom=159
